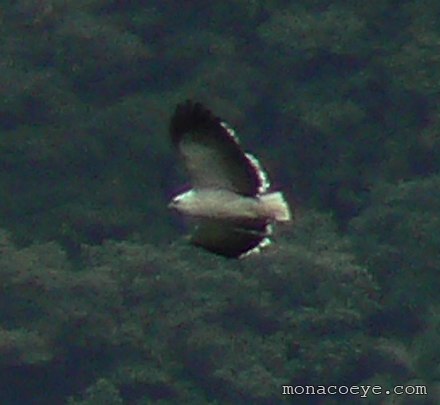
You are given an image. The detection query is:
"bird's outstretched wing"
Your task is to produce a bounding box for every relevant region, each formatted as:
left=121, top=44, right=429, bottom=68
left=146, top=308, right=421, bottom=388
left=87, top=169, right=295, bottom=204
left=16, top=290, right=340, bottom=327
left=190, top=218, right=272, bottom=258
left=170, top=100, right=269, bottom=196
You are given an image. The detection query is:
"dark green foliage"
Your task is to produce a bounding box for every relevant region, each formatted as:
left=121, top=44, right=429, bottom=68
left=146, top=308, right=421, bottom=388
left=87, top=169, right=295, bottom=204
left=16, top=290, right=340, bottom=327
left=0, top=229, right=123, bottom=402
left=348, top=176, right=440, bottom=403
left=0, top=0, right=439, bottom=403
left=68, top=379, right=124, bottom=405
left=349, top=176, right=440, bottom=336
left=0, top=212, right=388, bottom=403
left=412, top=307, right=440, bottom=382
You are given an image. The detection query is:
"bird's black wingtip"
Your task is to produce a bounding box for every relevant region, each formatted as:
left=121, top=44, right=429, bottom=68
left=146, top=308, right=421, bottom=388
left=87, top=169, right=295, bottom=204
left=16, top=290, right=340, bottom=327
left=169, top=100, right=220, bottom=145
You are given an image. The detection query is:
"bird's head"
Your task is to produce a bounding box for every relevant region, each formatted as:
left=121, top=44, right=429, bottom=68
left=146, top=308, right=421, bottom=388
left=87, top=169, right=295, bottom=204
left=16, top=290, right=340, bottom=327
left=168, top=189, right=195, bottom=213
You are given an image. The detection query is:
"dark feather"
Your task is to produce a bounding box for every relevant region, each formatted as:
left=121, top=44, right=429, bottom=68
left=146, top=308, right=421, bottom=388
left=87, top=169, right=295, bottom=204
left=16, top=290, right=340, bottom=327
left=170, top=100, right=267, bottom=196
left=190, top=218, right=271, bottom=258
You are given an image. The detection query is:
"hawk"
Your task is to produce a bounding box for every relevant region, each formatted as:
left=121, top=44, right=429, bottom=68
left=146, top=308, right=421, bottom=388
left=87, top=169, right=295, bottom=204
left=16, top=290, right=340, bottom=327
left=169, top=100, right=291, bottom=258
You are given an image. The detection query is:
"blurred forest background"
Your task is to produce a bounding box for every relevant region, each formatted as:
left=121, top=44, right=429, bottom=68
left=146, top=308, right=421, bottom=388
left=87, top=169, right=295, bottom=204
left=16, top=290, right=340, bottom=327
left=0, top=0, right=439, bottom=404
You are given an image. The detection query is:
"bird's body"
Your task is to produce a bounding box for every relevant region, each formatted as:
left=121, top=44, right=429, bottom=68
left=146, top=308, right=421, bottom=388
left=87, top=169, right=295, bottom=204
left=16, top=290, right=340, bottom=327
left=169, top=100, right=291, bottom=258
left=170, top=189, right=261, bottom=221
left=170, top=189, right=289, bottom=223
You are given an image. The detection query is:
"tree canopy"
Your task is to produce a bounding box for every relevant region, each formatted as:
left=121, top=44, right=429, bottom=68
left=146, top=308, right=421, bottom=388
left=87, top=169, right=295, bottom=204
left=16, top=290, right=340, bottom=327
left=0, top=0, right=439, bottom=403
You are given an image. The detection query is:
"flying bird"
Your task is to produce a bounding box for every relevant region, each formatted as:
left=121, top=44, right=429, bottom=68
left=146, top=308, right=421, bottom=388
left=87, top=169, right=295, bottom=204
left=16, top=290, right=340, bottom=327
left=169, top=100, right=291, bottom=258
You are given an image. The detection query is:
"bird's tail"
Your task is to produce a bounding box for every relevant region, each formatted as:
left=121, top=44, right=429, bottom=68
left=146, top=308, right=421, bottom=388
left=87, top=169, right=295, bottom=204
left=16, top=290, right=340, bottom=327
left=260, top=192, right=291, bottom=222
